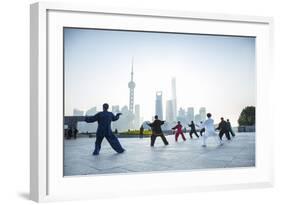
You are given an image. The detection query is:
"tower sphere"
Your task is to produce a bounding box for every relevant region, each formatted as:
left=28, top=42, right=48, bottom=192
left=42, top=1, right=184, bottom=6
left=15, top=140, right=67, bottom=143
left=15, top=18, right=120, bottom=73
left=128, top=81, right=136, bottom=88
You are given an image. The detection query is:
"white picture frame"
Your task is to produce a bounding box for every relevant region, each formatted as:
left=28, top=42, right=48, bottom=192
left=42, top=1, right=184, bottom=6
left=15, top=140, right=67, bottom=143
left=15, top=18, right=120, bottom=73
left=30, top=2, right=274, bottom=202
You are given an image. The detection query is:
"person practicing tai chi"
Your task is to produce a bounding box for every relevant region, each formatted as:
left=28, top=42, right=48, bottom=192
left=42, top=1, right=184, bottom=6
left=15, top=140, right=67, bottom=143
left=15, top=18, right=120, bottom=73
left=226, top=119, right=235, bottom=137
left=84, top=103, right=125, bottom=155
left=200, top=113, right=223, bottom=147
left=216, top=117, right=231, bottom=141
left=196, top=121, right=205, bottom=137
left=147, top=115, right=169, bottom=147
left=172, top=121, right=186, bottom=142
left=139, top=125, right=144, bottom=139
left=188, top=121, right=200, bottom=139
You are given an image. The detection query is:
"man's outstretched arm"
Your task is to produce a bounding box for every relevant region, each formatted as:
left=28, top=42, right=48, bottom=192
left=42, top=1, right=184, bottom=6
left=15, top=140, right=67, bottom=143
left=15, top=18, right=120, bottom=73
left=85, top=113, right=99, bottom=123
left=112, top=113, right=122, bottom=121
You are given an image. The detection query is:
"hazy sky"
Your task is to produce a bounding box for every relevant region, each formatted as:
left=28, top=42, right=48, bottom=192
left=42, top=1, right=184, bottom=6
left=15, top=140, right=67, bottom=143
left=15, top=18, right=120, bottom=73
left=64, top=28, right=255, bottom=126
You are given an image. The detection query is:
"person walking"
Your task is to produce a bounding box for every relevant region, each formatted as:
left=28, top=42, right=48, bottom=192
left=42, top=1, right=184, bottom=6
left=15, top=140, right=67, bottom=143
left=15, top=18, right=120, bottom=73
left=147, top=115, right=169, bottom=147
left=226, top=119, right=235, bottom=137
left=216, top=117, right=231, bottom=141
left=139, top=125, right=144, bottom=139
left=188, top=121, right=200, bottom=139
left=200, top=113, right=223, bottom=147
left=172, top=121, right=186, bottom=142
left=197, top=121, right=205, bottom=137
left=85, top=103, right=125, bottom=155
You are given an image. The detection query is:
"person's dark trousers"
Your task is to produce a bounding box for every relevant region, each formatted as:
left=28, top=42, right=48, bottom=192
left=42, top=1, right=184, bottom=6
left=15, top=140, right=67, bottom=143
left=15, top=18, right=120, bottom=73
left=200, top=128, right=205, bottom=136
left=225, top=131, right=231, bottom=140
left=229, top=129, right=235, bottom=137
left=93, top=133, right=125, bottom=155
left=219, top=131, right=231, bottom=140
left=190, top=130, right=199, bottom=139
left=150, top=135, right=156, bottom=146
left=150, top=134, right=169, bottom=146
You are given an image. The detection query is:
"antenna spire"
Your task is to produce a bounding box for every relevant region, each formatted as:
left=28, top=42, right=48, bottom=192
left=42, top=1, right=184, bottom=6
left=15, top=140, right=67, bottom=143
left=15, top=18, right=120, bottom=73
left=131, top=57, right=134, bottom=81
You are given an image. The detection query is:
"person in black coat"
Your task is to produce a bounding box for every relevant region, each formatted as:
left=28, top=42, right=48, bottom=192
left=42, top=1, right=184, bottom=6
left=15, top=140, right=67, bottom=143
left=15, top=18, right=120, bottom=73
left=188, top=121, right=200, bottom=139
left=197, top=121, right=205, bottom=136
left=67, top=128, right=72, bottom=139
left=139, top=125, right=144, bottom=139
left=73, top=128, right=78, bottom=139
left=226, top=119, right=235, bottom=137
left=216, top=117, right=231, bottom=140
left=85, top=103, right=125, bottom=155
left=147, top=115, right=169, bottom=147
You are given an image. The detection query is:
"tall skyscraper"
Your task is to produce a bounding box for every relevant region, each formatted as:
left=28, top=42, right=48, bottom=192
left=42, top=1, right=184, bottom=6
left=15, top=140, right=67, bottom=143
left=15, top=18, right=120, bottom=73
left=171, top=77, right=177, bottom=121
left=134, top=104, right=140, bottom=128
left=199, top=107, right=207, bottom=121
left=166, top=100, right=174, bottom=122
left=128, top=58, right=136, bottom=113
left=155, top=91, right=163, bottom=120
left=187, top=107, right=194, bottom=123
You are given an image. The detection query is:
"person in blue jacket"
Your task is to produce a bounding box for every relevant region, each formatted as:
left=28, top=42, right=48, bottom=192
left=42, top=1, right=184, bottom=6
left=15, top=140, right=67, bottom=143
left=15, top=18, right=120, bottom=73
left=85, top=103, right=125, bottom=155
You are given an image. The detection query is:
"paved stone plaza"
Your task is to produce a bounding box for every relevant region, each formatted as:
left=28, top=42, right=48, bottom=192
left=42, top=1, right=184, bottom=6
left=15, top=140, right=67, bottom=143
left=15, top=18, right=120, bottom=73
left=63, top=132, right=255, bottom=176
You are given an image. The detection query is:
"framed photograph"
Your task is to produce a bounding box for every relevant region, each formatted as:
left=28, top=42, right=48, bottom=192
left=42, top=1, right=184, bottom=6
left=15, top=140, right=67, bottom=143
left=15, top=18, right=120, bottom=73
left=30, top=2, right=274, bottom=202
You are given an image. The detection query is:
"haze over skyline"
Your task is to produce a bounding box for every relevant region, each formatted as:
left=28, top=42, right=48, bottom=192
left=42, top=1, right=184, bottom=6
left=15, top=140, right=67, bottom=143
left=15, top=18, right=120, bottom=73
left=64, top=28, right=255, bottom=126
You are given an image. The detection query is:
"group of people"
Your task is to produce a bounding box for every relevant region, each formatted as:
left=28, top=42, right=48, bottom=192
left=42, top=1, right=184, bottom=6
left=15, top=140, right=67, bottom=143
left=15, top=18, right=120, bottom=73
left=84, top=103, right=235, bottom=155
left=65, top=127, right=78, bottom=140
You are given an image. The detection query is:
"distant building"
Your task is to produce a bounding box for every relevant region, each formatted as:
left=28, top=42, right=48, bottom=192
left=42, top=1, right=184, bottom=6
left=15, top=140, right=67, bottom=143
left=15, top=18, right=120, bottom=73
left=155, top=91, right=163, bottom=120
left=112, top=105, right=134, bottom=131
left=85, top=107, right=97, bottom=116
left=194, top=114, right=201, bottom=124
left=73, top=108, right=84, bottom=116
left=199, top=107, right=206, bottom=121
left=171, top=77, right=177, bottom=121
left=134, top=104, right=140, bottom=129
left=166, top=100, right=174, bottom=123
left=178, top=107, right=186, bottom=118
left=111, top=105, right=120, bottom=114
left=187, top=107, right=194, bottom=123
left=178, top=107, right=186, bottom=124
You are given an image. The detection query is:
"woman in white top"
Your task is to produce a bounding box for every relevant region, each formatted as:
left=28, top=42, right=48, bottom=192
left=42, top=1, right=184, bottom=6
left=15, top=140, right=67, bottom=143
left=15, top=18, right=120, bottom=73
left=201, top=113, right=223, bottom=147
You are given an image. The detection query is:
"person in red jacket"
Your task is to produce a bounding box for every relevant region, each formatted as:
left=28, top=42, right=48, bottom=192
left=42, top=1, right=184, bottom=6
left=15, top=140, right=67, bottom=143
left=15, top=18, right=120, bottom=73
left=172, top=121, right=186, bottom=142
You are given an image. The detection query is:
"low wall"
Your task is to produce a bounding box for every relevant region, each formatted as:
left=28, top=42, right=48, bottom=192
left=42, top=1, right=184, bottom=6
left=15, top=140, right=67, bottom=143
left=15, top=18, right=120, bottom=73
left=238, top=125, right=255, bottom=132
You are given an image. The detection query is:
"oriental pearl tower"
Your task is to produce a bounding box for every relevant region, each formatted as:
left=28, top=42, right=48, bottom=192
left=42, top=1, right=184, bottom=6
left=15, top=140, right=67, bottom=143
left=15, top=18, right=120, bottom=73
left=128, top=58, right=136, bottom=113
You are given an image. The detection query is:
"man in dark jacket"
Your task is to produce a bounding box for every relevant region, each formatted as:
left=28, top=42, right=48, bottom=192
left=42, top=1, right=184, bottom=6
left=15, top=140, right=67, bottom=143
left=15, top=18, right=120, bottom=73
left=226, top=119, right=235, bottom=137
left=139, top=125, right=144, bottom=139
left=85, top=103, right=125, bottom=155
left=216, top=117, right=231, bottom=140
left=188, top=121, right=200, bottom=139
left=67, top=128, right=72, bottom=139
left=73, top=128, right=78, bottom=139
left=147, top=115, right=169, bottom=147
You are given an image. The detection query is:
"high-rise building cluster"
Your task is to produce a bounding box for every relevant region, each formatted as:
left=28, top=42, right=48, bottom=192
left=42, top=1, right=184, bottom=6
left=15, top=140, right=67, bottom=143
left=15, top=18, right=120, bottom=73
left=68, top=61, right=208, bottom=133
left=154, top=78, right=207, bottom=128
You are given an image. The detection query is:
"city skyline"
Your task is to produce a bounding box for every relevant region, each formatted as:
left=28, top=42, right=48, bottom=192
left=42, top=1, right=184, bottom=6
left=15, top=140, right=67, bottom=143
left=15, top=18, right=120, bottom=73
left=64, top=28, right=256, bottom=126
